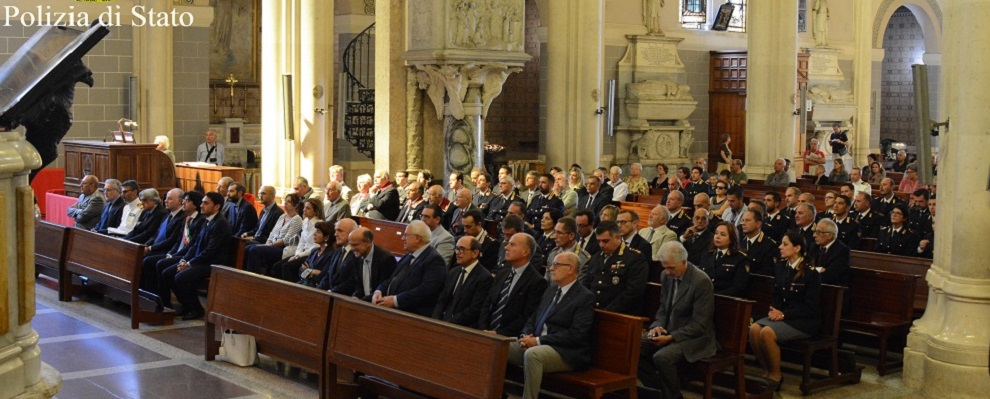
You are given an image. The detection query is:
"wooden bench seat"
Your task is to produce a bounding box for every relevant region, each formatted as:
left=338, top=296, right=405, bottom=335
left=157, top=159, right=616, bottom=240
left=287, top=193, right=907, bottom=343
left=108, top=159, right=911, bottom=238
left=326, top=294, right=512, bottom=399
left=205, top=266, right=336, bottom=399
left=687, top=295, right=755, bottom=399
left=62, top=228, right=174, bottom=329
left=849, top=250, right=931, bottom=312
left=34, top=219, right=71, bottom=289
left=747, top=275, right=862, bottom=395
left=840, top=268, right=917, bottom=375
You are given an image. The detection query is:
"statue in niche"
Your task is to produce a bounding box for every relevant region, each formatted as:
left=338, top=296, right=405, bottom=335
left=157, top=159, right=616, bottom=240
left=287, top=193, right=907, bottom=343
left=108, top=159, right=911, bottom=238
left=643, top=0, right=665, bottom=35
left=808, top=85, right=853, bottom=104
left=626, top=80, right=693, bottom=101
left=813, top=0, right=829, bottom=47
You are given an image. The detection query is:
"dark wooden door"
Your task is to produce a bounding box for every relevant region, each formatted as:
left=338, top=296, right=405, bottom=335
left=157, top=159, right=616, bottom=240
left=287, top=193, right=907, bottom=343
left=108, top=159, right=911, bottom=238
left=709, top=51, right=748, bottom=171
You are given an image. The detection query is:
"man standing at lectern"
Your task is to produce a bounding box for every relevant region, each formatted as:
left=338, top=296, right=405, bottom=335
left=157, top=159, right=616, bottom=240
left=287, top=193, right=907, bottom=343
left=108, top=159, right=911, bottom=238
left=196, top=129, right=225, bottom=165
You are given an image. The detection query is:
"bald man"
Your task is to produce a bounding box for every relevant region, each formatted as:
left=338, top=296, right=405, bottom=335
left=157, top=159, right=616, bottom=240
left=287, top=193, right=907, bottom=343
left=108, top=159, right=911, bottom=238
left=67, top=174, right=105, bottom=230
left=315, top=219, right=358, bottom=292
left=247, top=185, right=284, bottom=244
left=342, top=226, right=398, bottom=300
left=396, top=181, right=426, bottom=223
left=323, top=181, right=351, bottom=225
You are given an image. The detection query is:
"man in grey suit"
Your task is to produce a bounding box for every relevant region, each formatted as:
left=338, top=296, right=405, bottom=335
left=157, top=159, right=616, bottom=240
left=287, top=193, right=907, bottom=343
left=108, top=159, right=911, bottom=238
left=508, top=251, right=595, bottom=399
left=323, top=180, right=351, bottom=224
left=421, top=204, right=455, bottom=263
left=639, top=241, right=716, bottom=399
left=66, top=174, right=105, bottom=230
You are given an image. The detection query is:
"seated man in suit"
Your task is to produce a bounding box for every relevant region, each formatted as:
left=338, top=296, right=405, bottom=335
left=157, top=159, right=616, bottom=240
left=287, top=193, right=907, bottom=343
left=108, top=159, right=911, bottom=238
left=322, top=181, right=350, bottom=225
left=123, top=189, right=168, bottom=244
left=345, top=227, right=398, bottom=301
left=791, top=203, right=817, bottom=245
left=425, top=184, right=451, bottom=215
left=639, top=241, right=716, bottom=399
left=809, top=219, right=851, bottom=289
left=460, top=209, right=499, bottom=270
left=432, top=236, right=495, bottom=326
left=679, top=208, right=714, bottom=265
left=140, top=191, right=204, bottom=292
left=372, top=220, right=447, bottom=316
left=478, top=232, right=548, bottom=336
left=639, top=205, right=678, bottom=262
left=576, top=175, right=610, bottom=224
left=665, top=190, right=692, bottom=238
left=581, top=221, right=648, bottom=315
left=421, top=204, right=455, bottom=263
left=617, top=210, right=654, bottom=259
left=545, top=216, right=591, bottom=281
left=313, top=218, right=358, bottom=292
left=224, top=183, right=259, bottom=237
left=364, top=170, right=401, bottom=220
left=443, top=188, right=477, bottom=236
left=574, top=210, right=601, bottom=256
left=142, top=188, right=186, bottom=256
left=762, top=192, right=792, bottom=242
left=396, top=181, right=427, bottom=223
left=246, top=185, right=285, bottom=245
left=67, top=174, right=104, bottom=230
left=105, top=180, right=143, bottom=236
left=160, top=192, right=232, bottom=320
left=508, top=251, right=595, bottom=399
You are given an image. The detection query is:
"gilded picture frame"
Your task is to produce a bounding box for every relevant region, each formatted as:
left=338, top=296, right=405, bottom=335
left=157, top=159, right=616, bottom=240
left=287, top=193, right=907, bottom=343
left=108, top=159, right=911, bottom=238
left=210, top=0, right=260, bottom=84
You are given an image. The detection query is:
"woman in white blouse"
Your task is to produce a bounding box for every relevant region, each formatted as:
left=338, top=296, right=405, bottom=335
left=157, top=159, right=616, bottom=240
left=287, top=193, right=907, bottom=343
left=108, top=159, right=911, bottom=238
left=271, top=198, right=326, bottom=280
left=244, top=194, right=304, bottom=275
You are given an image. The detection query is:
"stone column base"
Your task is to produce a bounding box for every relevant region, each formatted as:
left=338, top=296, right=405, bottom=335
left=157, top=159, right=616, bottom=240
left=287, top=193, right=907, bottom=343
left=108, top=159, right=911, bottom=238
left=11, top=363, right=60, bottom=399
left=903, top=348, right=989, bottom=399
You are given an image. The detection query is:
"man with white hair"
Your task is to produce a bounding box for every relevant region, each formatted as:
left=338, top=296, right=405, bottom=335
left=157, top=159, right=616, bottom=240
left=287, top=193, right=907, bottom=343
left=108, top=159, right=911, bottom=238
left=608, top=165, right=629, bottom=201
left=487, top=175, right=519, bottom=225
left=373, top=220, right=447, bottom=316
left=123, top=188, right=169, bottom=244
left=804, top=139, right=826, bottom=173
left=323, top=181, right=351, bottom=224
left=328, top=165, right=353, bottom=202
left=365, top=170, right=400, bottom=221
left=350, top=173, right=372, bottom=216
left=765, top=158, right=790, bottom=187
left=640, top=205, right=677, bottom=262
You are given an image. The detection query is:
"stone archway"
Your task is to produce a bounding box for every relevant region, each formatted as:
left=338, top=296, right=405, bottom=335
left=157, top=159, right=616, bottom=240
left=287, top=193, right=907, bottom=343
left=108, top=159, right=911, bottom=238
left=873, top=0, right=942, bottom=53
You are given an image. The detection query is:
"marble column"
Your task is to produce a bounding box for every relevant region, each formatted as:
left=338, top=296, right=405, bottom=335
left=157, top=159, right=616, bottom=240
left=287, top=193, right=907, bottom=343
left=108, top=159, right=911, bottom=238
left=0, top=132, right=59, bottom=398
left=851, top=0, right=873, bottom=167
left=299, top=0, right=333, bottom=185
left=374, top=0, right=407, bottom=174
left=260, top=0, right=291, bottom=192
left=545, top=0, right=603, bottom=170
left=902, top=1, right=990, bottom=397
left=133, top=0, right=174, bottom=144
left=744, top=0, right=798, bottom=177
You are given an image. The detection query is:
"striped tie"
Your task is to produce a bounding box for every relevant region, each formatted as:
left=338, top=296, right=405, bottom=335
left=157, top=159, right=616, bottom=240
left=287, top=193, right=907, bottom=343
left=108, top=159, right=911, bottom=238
left=489, top=269, right=516, bottom=330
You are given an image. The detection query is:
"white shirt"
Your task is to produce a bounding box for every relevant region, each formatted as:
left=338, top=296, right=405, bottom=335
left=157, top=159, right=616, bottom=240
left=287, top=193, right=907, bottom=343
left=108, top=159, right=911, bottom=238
left=851, top=180, right=871, bottom=196
left=610, top=181, right=629, bottom=201
left=108, top=198, right=143, bottom=236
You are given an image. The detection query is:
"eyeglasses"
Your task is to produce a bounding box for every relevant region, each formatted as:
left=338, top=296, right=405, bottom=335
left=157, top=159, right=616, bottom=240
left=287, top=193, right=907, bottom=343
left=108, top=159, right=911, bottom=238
left=616, top=220, right=631, bottom=225
left=454, top=246, right=476, bottom=253
left=549, top=262, right=574, bottom=269
left=813, top=230, right=833, bottom=235
left=716, top=186, right=727, bottom=190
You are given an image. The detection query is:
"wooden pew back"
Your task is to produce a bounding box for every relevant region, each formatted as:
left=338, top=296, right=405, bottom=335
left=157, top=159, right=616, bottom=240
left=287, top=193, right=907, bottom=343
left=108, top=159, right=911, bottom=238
left=849, top=250, right=931, bottom=311
left=747, top=274, right=845, bottom=338
left=205, top=266, right=333, bottom=374
left=714, top=295, right=755, bottom=356
left=35, top=220, right=71, bottom=283
left=618, top=201, right=654, bottom=230
left=353, top=216, right=407, bottom=256
left=589, top=310, right=646, bottom=376
left=326, top=295, right=512, bottom=399
left=640, top=282, right=663, bottom=321
left=846, top=268, right=917, bottom=324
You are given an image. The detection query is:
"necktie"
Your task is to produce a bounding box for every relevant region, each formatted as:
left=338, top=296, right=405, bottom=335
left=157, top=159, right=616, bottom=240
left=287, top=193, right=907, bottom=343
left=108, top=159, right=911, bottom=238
left=534, top=288, right=562, bottom=336
left=715, top=251, right=723, bottom=263
left=182, top=216, right=193, bottom=246
left=664, top=279, right=680, bottom=327
left=648, top=228, right=655, bottom=241
left=155, top=213, right=173, bottom=243
left=257, top=208, right=269, bottom=233
left=586, top=195, right=594, bottom=208
left=744, top=239, right=750, bottom=251
left=453, top=268, right=468, bottom=297
left=578, top=236, right=585, bottom=249
left=361, top=256, right=372, bottom=295
left=490, top=269, right=517, bottom=330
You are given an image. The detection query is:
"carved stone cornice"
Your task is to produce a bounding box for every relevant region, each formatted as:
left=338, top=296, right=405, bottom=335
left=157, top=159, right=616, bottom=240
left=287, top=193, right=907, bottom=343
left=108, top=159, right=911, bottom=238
left=413, top=63, right=522, bottom=120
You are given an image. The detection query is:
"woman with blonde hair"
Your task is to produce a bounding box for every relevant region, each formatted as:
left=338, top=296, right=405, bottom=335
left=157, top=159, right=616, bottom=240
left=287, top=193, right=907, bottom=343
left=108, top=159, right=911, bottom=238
left=153, top=135, right=175, bottom=163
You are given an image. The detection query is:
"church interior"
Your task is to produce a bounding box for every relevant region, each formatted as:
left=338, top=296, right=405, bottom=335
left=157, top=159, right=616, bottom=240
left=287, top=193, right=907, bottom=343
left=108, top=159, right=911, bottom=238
left=0, top=0, right=988, bottom=398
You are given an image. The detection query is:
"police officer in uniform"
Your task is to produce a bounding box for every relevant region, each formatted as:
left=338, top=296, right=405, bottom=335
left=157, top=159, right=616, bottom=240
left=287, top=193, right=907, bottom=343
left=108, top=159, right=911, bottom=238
left=739, top=209, right=778, bottom=276
left=762, top=192, right=791, bottom=242
left=908, top=189, right=934, bottom=237
left=697, top=221, right=750, bottom=297
left=851, top=191, right=884, bottom=237
left=876, top=203, right=920, bottom=256
left=580, top=221, right=648, bottom=315
left=525, top=173, right=565, bottom=227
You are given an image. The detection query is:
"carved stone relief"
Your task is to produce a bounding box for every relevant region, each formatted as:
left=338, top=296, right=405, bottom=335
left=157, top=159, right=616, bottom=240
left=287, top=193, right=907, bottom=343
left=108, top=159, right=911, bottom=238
left=630, top=129, right=694, bottom=160
left=449, top=0, right=524, bottom=51
left=808, top=85, right=853, bottom=104
left=444, top=117, right=476, bottom=174
left=414, top=63, right=521, bottom=120
left=409, top=0, right=434, bottom=50
left=626, top=80, right=693, bottom=101
left=406, top=68, right=424, bottom=170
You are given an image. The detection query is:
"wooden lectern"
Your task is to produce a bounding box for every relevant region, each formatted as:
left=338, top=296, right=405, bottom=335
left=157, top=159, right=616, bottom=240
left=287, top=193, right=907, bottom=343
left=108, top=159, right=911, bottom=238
left=175, top=162, right=245, bottom=193
left=63, top=140, right=176, bottom=198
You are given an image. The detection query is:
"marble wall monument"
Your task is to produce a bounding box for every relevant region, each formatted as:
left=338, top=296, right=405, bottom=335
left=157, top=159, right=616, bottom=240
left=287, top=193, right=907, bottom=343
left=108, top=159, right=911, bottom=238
left=405, top=0, right=530, bottom=177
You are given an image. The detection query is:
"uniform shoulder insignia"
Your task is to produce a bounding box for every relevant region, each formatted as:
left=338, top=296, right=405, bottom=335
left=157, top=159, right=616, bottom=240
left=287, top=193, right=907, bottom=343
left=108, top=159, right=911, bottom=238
left=627, top=247, right=642, bottom=254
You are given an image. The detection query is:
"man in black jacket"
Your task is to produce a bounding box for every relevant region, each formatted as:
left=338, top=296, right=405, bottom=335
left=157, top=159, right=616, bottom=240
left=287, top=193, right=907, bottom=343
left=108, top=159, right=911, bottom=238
left=345, top=227, right=398, bottom=301
left=92, top=179, right=125, bottom=233
left=478, top=233, right=548, bottom=337
left=508, top=251, right=595, bottom=399
left=364, top=170, right=401, bottom=221
left=124, top=189, right=168, bottom=244
left=432, top=236, right=494, bottom=326
left=224, top=183, right=258, bottom=237
left=315, top=219, right=359, bottom=293
left=246, top=185, right=284, bottom=244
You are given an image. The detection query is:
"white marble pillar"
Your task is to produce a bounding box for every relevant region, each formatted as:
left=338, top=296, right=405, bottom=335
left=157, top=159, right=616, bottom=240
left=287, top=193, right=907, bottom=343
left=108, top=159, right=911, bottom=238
left=374, top=0, right=407, bottom=174
left=851, top=0, right=874, bottom=167
left=260, top=0, right=291, bottom=192
left=132, top=0, right=174, bottom=144
left=545, top=0, right=603, bottom=170
left=0, top=132, right=58, bottom=399
left=744, top=0, right=798, bottom=177
left=902, top=1, right=990, bottom=397
left=299, top=0, right=333, bottom=185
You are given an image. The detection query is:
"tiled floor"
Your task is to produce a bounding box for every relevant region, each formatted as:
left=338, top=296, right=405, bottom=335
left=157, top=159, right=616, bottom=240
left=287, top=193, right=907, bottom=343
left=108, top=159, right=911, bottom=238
left=35, top=281, right=918, bottom=399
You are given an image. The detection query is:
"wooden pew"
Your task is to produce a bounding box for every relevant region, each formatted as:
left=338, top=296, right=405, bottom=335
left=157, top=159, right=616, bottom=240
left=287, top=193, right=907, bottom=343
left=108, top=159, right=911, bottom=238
left=746, top=275, right=862, bottom=395
left=849, top=250, right=931, bottom=312
left=618, top=201, right=655, bottom=230
left=841, top=268, right=918, bottom=375
left=62, top=228, right=174, bottom=329
left=510, top=310, right=647, bottom=399
left=205, top=266, right=336, bottom=399
left=34, top=220, right=72, bottom=289
left=353, top=216, right=407, bottom=256
left=688, top=295, right=755, bottom=399
left=326, top=294, right=512, bottom=399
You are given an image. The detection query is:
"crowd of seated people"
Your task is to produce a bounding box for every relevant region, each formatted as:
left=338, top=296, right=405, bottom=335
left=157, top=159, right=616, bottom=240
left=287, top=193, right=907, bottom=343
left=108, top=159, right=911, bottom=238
left=64, top=150, right=937, bottom=397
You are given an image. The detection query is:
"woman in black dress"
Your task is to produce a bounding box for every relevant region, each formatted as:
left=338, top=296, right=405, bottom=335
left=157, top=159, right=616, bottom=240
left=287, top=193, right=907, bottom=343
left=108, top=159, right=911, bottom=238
left=749, top=231, right=822, bottom=389
left=697, top=221, right=750, bottom=296
left=650, top=163, right=669, bottom=190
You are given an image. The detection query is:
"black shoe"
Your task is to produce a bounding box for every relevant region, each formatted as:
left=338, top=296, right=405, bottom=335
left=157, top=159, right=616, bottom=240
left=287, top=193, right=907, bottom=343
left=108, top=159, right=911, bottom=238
left=181, top=310, right=204, bottom=320
left=174, top=308, right=189, bottom=317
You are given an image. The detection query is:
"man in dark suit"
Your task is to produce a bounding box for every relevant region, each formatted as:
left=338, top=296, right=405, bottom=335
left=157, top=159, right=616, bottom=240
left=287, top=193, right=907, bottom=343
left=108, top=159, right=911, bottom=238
left=315, top=219, right=359, bottom=292
left=809, top=219, right=851, bottom=290
left=346, top=227, right=398, bottom=301
left=831, top=194, right=862, bottom=249
left=395, top=181, right=427, bottom=223
left=581, top=221, right=648, bottom=315
left=680, top=208, right=714, bottom=265
left=373, top=220, right=446, bottom=316
left=124, top=189, right=169, bottom=244
left=478, top=232, right=548, bottom=337
left=92, top=179, right=125, bottom=233
left=508, top=251, right=595, bottom=399
left=576, top=175, right=610, bottom=224
left=639, top=241, right=716, bottom=399
left=443, top=188, right=477, bottom=236
left=791, top=203, right=817, bottom=246
left=665, top=191, right=692, bottom=238
left=160, top=192, right=232, bottom=320
left=617, top=210, right=653, bottom=259
left=852, top=191, right=884, bottom=237
left=739, top=209, right=778, bottom=276
left=224, top=183, right=259, bottom=237
left=138, top=189, right=191, bottom=291
left=433, top=236, right=494, bottom=326
left=762, top=192, right=792, bottom=242
left=460, top=209, right=499, bottom=272
left=247, top=185, right=284, bottom=244
left=364, top=170, right=401, bottom=221
left=574, top=210, right=601, bottom=256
